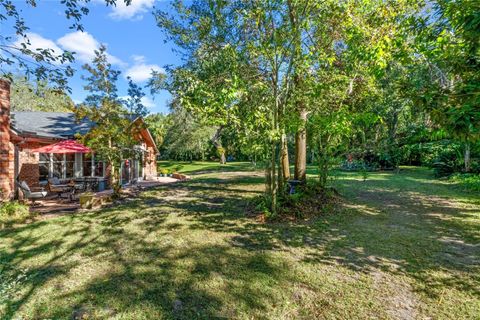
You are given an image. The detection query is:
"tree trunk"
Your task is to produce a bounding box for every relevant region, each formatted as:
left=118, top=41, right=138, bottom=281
left=219, top=150, right=226, bottom=165
left=280, top=132, right=290, bottom=181
left=110, top=162, right=121, bottom=198
left=270, top=141, right=277, bottom=213
left=211, top=126, right=226, bottom=164
left=288, top=0, right=307, bottom=182
left=465, top=141, right=471, bottom=172
left=294, top=108, right=308, bottom=181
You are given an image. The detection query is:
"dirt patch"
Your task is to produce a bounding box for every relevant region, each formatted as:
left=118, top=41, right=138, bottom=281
left=371, top=270, right=418, bottom=320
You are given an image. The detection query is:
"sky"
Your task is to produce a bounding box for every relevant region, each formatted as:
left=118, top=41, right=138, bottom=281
left=1, top=0, right=184, bottom=114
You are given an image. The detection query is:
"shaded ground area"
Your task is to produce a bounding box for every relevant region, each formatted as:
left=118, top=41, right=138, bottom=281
left=0, top=166, right=479, bottom=319
left=30, top=177, right=178, bottom=216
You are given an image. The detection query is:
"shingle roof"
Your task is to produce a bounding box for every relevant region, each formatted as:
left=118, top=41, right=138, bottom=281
left=11, top=112, right=93, bottom=139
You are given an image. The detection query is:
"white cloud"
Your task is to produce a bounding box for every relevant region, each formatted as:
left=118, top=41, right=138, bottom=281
left=121, top=95, right=156, bottom=109
left=109, top=0, right=155, bottom=20
left=14, top=33, right=64, bottom=64
left=124, top=55, right=164, bottom=82
left=141, top=96, right=156, bottom=108
left=57, top=31, right=124, bottom=65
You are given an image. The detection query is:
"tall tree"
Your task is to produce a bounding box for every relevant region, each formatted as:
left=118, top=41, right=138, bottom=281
left=154, top=0, right=293, bottom=212
left=75, top=45, right=135, bottom=196
left=161, top=103, right=216, bottom=161
left=124, top=76, right=148, bottom=117
left=10, top=75, right=74, bottom=112
left=413, top=0, right=480, bottom=172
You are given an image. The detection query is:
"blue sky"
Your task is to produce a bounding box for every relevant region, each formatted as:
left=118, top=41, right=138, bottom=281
left=2, top=0, right=183, bottom=114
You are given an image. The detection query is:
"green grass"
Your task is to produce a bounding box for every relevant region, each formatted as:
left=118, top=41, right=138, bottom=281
left=1, top=164, right=479, bottom=319
left=448, top=173, right=480, bottom=192
left=157, top=160, right=256, bottom=175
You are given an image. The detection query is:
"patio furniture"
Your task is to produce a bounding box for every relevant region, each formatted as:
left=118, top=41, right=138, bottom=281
left=17, top=180, right=48, bottom=205
left=47, top=177, right=72, bottom=198
left=74, top=177, right=99, bottom=192
left=30, top=140, right=92, bottom=201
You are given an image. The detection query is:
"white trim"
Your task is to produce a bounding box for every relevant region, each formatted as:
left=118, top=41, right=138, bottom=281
left=91, top=153, right=95, bottom=177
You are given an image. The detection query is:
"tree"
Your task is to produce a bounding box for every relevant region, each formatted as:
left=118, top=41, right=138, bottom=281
left=161, top=103, right=216, bottom=161
left=145, top=112, right=171, bottom=149
left=155, top=0, right=303, bottom=213
left=124, top=76, right=148, bottom=117
left=412, top=0, right=480, bottom=172
left=10, top=75, right=74, bottom=111
left=0, top=0, right=131, bottom=90
left=75, top=45, right=136, bottom=196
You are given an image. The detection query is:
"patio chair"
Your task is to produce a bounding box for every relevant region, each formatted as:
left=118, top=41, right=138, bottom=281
left=17, top=180, right=48, bottom=205
left=47, top=177, right=71, bottom=198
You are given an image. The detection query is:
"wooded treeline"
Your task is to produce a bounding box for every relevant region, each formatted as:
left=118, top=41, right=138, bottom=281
left=149, top=0, right=479, bottom=213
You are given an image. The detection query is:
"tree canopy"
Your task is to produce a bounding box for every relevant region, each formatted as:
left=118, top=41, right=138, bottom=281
left=151, top=0, right=479, bottom=214
left=10, top=75, right=74, bottom=112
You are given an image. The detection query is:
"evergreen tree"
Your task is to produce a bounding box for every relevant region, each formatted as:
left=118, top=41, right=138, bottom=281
left=75, top=45, right=136, bottom=196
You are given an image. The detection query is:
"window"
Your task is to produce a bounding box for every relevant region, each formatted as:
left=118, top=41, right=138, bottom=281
left=94, top=160, right=104, bottom=177
left=82, top=154, right=104, bottom=177
left=39, top=152, right=82, bottom=180
left=52, top=154, right=63, bottom=178
left=83, top=154, right=92, bottom=177
left=39, top=153, right=50, bottom=181
left=65, top=154, right=75, bottom=178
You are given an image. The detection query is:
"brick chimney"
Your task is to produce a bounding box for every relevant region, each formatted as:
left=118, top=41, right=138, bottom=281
left=0, top=79, right=13, bottom=200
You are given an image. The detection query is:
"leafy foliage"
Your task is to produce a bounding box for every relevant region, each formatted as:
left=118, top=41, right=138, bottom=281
left=145, top=112, right=171, bottom=148
left=0, top=0, right=133, bottom=90
left=449, top=173, right=480, bottom=192
left=0, top=201, right=31, bottom=227
left=160, top=103, right=216, bottom=161
left=10, top=76, right=74, bottom=112
left=75, top=45, right=139, bottom=195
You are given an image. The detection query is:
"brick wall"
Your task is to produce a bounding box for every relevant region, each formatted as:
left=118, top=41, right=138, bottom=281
left=18, top=143, right=41, bottom=188
left=0, top=79, right=13, bottom=200
left=143, top=146, right=157, bottom=179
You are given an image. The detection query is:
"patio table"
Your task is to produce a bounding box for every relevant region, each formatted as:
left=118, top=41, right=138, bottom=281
left=74, top=177, right=100, bottom=192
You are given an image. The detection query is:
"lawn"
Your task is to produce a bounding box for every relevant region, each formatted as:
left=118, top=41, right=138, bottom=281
left=1, top=164, right=479, bottom=319
left=157, top=160, right=256, bottom=174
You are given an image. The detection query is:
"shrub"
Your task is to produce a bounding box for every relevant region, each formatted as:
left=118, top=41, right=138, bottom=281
left=0, top=201, right=32, bottom=227
left=340, top=159, right=379, bottom=172
left=449, top=173, right=480, bottom=192
left=248, top=194, right=272, bottom=218
left=432, top=147, right=463, bottom=177
left=160, top=168, right=169, bottom=175
left=401, top=140, right=463, bottom=168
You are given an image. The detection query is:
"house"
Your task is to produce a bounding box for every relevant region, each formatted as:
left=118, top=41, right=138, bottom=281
left=0, top=79, right=158, bottom=200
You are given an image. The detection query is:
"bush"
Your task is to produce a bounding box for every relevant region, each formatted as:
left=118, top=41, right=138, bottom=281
left=449, top=173, right=480, bottom=192
left=0, top=201, right=32, bottom=227
left=340, top=159, right=379, bottom=172
left=400, top=140, right=463, bottom=168
left=432, top=147, right=463, bottom=177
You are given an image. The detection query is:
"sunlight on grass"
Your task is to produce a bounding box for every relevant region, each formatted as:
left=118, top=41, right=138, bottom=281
left=0, top=164, right=479, bottom=319
left=157, top=161, right=255, bottom=175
